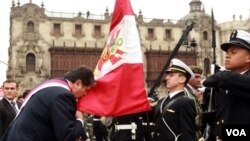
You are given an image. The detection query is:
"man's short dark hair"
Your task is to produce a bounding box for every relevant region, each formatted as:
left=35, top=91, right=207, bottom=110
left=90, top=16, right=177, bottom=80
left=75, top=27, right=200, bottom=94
left=23, top=89, right=31, bottom=98
left=64, top=65, right=95, bottom=86
left=3, top=79, right=19, bottom=88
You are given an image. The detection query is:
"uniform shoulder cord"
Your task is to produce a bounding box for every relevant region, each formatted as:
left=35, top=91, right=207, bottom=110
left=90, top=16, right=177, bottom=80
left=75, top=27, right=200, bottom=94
left=154, top=96, right=183, bottom=140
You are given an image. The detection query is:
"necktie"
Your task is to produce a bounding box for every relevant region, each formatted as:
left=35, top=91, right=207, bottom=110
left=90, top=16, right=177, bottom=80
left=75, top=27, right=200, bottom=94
left=11, top=101, right=18, bottom=114
left=166, top=95, right=170, bottom=100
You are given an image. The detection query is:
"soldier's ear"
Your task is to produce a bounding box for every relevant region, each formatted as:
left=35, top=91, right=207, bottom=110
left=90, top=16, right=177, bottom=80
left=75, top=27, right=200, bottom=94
left=179, top=76, right=186, bottom=84
left=246, top=53, right=250, bottom=63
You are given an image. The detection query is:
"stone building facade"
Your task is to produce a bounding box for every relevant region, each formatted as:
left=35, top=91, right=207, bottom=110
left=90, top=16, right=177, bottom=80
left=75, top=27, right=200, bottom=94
left=7, top=0, right=250, bottom=94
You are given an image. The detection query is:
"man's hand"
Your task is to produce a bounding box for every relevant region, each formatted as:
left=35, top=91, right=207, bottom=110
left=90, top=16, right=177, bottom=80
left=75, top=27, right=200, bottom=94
left=75, top=110, right=84, bottom=120
left=203, top=71, right=224, bottom=88
left=75, top=110, right=84, bottom=126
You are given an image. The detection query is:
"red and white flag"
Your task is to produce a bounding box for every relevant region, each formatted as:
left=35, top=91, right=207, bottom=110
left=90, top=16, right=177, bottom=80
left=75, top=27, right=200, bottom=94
left=77, top=0, right=151, bottom=116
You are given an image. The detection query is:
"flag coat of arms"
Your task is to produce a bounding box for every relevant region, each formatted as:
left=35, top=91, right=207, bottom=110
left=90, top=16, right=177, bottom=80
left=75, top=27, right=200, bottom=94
left=77, top=0, right=151, bottom=116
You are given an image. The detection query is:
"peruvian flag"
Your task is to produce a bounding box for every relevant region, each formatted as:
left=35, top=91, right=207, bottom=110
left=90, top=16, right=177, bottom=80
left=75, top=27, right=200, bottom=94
left=77, top=0, right=151, bottom=116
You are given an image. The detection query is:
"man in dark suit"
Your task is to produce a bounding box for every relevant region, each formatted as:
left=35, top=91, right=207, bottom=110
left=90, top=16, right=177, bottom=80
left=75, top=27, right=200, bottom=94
left=203, top=30, right=250, bottom=141
left=153, top=58, right=197, bottom=141
left=0, top=79, right=21, bottom=137
left=0, top=65, right=96, bottom=141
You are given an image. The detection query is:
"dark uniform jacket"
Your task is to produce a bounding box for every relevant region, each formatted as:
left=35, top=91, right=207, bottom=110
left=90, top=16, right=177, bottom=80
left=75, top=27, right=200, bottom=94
left=0, top=98, right=21, bottom=137
left=203, top=70, right=250, bottom=140
left=153, top=91, right=197, bottom=141
left=0, top=79, right=88, bottom=141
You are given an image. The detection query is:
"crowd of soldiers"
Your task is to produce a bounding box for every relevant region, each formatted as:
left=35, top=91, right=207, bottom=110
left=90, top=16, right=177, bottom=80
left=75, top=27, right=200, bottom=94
left=84, top=29, right=250, bottom=141
left=1, top=29, right=250, bottom=141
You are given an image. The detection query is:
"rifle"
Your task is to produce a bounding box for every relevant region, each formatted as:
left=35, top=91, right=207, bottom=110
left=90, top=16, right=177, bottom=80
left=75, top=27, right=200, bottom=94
left=209, top=9, right=216, bottom=113
left=148, top=21, right=195, bottom=100
left=204, top=9, right=217, bottom=141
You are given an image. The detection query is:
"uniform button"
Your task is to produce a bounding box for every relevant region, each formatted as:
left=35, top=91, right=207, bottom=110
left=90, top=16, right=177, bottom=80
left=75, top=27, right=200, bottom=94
left=217, top=121, right=219, bottom=125
left=157, top=133, right=160, bottom=136
left=221, top=120, right=224, bottom=123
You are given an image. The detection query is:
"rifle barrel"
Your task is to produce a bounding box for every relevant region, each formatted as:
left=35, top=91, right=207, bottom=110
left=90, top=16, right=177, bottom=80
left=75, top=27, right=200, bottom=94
left=148, top=22, right=195, bottom=98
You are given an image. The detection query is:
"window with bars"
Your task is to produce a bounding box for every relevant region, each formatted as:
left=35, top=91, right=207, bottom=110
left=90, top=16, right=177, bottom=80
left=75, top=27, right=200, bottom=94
left=148, top=28, right=154, bottom=39
left=75, top=24, right=82, bottom=36
left=27, top=21, right=34, bottom=32
left=26, top=53, right=36, bottom=72
left=53, top=23, right=61, bottom=35
left=94, top=25, right=101, bottom=36
left=165, top=29, right=171, bottom=40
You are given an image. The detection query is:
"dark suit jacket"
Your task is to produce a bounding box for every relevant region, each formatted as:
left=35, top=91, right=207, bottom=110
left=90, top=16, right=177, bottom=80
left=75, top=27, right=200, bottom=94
left=0, top=79, right=87, bottom=141
left=0, top=98, right=21, bottom=137
left=153, top=92, right=197, bottom=141
left=203, top=70, right=250, bottom=140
